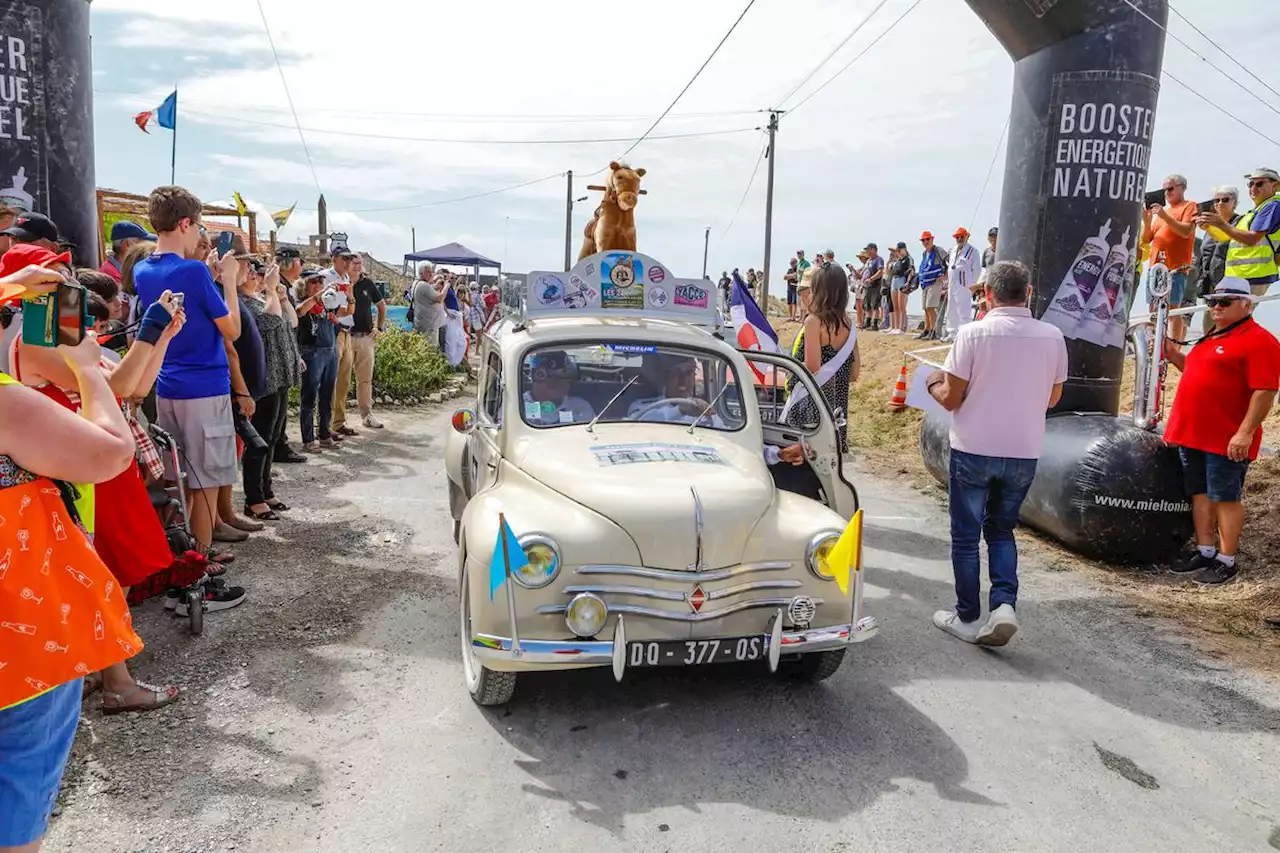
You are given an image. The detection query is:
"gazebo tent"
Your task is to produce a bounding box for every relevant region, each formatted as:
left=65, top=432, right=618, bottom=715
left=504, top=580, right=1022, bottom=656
left=403, top=242, right=500, bottom=271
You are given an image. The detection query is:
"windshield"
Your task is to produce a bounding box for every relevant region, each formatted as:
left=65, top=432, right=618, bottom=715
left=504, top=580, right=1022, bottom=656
left=518, top=342, right=746, bottom=431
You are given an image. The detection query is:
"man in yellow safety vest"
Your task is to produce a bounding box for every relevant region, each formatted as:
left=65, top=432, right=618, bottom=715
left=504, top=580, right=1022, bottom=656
left=1198, top=167, right=1280, bottom=297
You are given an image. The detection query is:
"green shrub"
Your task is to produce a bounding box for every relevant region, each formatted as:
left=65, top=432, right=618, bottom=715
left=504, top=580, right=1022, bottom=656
left=372, top=327, right=453, bottom=400
left=285, top=328, right=452, bottom=408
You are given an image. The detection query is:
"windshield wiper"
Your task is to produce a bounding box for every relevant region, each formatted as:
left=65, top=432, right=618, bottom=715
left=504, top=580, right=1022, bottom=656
left=688, top=383, right=731, bottom=434
left=586, top=375, right=639, bottom=435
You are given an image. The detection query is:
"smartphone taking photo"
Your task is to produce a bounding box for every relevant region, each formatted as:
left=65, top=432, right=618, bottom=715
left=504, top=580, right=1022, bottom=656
left=22, top=281, right=88, bottom=347
left=1144, top=188, right=1167, bottom=209
left=217, top=230, right=235, bottom=257
left=1197, top=199, right=1217, bottom=214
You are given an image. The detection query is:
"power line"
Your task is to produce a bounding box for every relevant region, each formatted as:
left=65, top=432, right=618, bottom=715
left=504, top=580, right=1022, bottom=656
left=1168, top=3, right=1280, bottom=106
left=723, top=136, right=768, bottom=235
left=775, top=0, right=892, bottom=108
left=1121, top=0, right=1280, bottom=121
left=786, top=0, right=927, bottom=116
left=253, top=0, right=321, bottom=196
left=969, top=118, right=1009, bottom=231
left=180, top=109, right=761, bottom=145
left=1163, top=70, right=1280, bottom=150
left=615, top=0, right=759, bottom=160
left=343, top=172, right=568, bottom=213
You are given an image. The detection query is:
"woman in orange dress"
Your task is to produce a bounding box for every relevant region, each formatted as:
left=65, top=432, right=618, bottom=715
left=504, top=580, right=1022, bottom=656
left=0, top=264, right=143, bottom=851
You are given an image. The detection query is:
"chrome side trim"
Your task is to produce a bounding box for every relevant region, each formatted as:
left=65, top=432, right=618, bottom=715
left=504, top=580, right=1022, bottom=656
left=576, top=561, right=792, bottom=583
left=535, top=596, right=824, bottom=623
left=472, top=634, right=613, bottom=664
left=562, top=580, right=802, bottom=602
left=689, top=487, right=705, bottom=572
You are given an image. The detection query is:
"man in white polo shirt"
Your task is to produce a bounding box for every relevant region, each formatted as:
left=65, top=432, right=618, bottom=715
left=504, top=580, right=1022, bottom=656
left=925, top=260, right=1068, bottom=647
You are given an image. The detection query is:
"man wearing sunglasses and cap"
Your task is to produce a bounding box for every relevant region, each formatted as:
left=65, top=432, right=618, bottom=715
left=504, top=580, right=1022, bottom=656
left=1198, top=167, right=1280, bottom=298
left=1162, top=278, right=1280, bottom=591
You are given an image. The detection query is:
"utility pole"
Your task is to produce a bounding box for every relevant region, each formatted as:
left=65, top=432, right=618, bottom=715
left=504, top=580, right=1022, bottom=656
left=701, top=226, right=710, bottom=278
left=411, top=226, right=416, bottom=253
left=564, top=170, right=574, bottom=271
left=762, top=110, right=780, bottom=314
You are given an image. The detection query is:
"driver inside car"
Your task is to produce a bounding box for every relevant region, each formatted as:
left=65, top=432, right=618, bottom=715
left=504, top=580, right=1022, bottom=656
left=523, top=350, right=595, bottom=426
left=626, top=354, right=808, bottom=472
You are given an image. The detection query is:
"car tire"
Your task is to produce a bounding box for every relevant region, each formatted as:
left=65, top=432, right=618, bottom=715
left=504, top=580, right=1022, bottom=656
left=459, top=560, right=518, bottom=706
left=780, top=648, right=845, bottom=682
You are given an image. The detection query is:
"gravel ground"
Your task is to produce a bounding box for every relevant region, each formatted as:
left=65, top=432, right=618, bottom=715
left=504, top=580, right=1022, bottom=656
left=42, top=403, right=1280, bottom=853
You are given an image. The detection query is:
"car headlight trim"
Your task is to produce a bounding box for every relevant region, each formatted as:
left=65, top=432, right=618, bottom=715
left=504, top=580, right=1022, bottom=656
left=565, top=593, right=609, bottom=638
left=513, top=533, right=561, bottom=589
left=805, top=531, right=841, bottom=581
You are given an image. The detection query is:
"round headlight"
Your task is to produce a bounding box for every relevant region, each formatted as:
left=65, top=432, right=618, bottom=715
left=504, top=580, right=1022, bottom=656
left=805, top=532, right=840, bottom=581
left=513, top=534, right=561, bottom=589
left=565, top=593, right=608, bottom=637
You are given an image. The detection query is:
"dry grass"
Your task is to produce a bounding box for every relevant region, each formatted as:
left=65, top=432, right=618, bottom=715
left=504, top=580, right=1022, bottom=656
left=775, top=320, right=1280, bottom=674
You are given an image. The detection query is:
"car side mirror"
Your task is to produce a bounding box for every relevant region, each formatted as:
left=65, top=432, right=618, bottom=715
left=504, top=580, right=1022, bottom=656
left=452, top=408, right=476, bottom=434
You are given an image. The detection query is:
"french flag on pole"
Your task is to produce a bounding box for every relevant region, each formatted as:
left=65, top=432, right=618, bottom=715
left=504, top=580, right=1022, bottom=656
left=133, top=91, right=177, bottom=134
left=729, top=276, right=779, bottom=381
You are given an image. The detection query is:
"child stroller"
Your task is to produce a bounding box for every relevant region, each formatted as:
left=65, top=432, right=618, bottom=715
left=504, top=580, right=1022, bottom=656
left=133, top=425, right=214, bottom=636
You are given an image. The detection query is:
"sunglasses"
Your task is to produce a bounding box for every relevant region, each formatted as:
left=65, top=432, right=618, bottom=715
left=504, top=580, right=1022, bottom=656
left=1249, top=179, right=1274, bottom=189
left=1214, top=197, right=1233, bottom=204
left=1206, top=296, right=1244, bottom=307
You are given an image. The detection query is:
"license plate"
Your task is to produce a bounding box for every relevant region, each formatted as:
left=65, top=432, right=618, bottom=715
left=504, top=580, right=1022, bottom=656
left=627, top=636, right=767, bottom=668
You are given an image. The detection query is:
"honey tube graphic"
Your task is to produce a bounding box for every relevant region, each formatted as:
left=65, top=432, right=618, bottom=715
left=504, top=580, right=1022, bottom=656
left=1075, top=227, right=1132, bottom=346
left=1103, top=238, right=1139, bottom=350
left=1040, top=220, right=1112, bottom=339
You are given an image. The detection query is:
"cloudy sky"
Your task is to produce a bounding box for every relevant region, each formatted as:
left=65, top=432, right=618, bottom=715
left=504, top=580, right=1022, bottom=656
left=91, top=0, right=1280, bottom=302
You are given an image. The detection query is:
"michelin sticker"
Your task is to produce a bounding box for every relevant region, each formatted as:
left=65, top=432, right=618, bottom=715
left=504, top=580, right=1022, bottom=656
left=591, top=443, right=727, bottom=467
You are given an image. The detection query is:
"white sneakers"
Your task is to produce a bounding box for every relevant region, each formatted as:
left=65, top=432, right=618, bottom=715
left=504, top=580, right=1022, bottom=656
left=363, top=415, right=384, bottom=429
left=977, top=604, right=1019, bottom=646
left=933, top=604, right=1020, bottom=647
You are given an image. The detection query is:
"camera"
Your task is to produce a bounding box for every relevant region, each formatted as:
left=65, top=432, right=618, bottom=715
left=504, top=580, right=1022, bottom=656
left=321, top=288, right=344, bottom=311
left=232, top=406, right=270, bottom=453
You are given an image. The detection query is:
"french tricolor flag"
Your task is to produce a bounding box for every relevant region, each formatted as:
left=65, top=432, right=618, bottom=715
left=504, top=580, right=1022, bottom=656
left=729, top=277, right=779, bottom=378
left=133, top=91, right=177, bottom=134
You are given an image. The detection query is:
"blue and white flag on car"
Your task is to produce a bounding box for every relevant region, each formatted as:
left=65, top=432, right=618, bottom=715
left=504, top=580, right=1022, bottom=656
left=488, top=516, right=529, bottom=600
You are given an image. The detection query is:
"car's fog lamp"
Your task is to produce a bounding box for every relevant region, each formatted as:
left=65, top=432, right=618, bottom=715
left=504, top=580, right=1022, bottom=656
left=565, top=593, right=608, bottom=637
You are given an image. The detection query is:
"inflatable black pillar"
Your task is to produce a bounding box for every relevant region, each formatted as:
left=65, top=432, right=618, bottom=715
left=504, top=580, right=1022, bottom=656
left=920, top=0, right=1194, bottom=564
left=0, top=0, right=97, bottom=266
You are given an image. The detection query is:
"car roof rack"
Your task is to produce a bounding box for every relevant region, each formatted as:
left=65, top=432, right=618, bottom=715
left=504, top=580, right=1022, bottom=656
left=501, top=251, right=724, bottom=333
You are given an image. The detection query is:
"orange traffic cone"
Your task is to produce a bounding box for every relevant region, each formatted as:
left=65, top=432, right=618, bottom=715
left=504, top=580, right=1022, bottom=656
left=887, top=362, right=909, bottom=412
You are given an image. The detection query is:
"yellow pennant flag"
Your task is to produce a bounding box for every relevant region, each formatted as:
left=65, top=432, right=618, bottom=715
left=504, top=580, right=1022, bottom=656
left=270, top=202, right=296, bottom=230
left=232, top=191, right=248, bottom=216
left=820, top=508, right=863, bottom=596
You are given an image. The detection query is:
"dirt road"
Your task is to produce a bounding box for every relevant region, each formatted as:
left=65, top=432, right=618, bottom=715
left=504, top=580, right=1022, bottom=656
left=45, top=407, right=1280, bottom=853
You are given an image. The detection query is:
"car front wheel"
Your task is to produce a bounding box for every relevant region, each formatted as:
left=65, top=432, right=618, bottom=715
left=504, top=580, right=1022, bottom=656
left=459, top=561, right=517, bottom=706
left=780, top=648, right=846, bottom=682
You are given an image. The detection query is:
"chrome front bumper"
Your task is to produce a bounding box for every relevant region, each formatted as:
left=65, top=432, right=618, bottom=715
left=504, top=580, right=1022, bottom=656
left=471, top=614, right=879, bottom=680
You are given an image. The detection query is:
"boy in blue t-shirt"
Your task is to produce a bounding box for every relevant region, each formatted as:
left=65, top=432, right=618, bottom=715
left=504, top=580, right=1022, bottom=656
left=133, top=186, right=243, bottom=556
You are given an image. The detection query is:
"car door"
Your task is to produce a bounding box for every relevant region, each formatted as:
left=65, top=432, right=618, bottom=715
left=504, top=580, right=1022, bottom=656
left=738, top=351, right=858, bottom=519
left=469, top=349, right=505, bottom=497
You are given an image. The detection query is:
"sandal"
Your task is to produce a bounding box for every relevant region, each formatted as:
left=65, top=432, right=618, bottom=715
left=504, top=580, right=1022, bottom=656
left=266, top=500, right=290, bottom=511
left=82, top=672, right=103, bottom=699
left=207, top=548, right=236, bottom=565
left=243, top=505, right=281, bottom=521
left=101, top=681, right=180, bottom=715
left=227, top=516, right=265, bottom=533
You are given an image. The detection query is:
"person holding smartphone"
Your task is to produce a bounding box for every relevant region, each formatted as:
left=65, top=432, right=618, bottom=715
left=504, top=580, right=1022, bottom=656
left=1141, top=173, right=1198, bottom=345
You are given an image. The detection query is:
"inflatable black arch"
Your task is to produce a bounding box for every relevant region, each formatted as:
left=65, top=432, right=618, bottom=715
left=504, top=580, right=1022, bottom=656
left=922, top=0, right=1192, bottom=563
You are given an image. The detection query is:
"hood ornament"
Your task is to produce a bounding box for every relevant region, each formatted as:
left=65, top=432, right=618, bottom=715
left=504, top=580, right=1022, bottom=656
left=687, top=487, right=706, bottom=572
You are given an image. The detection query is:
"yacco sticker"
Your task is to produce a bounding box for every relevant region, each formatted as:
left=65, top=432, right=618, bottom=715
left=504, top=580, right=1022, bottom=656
left=673, top=283, right=709, bottom=309
left=590, top=443, right=727, bottom=467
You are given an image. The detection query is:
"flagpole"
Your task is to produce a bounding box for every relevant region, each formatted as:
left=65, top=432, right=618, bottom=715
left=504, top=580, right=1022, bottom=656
left=169, top=87, right=177, bottom=184
left=498, top=512, right=521, bottom=657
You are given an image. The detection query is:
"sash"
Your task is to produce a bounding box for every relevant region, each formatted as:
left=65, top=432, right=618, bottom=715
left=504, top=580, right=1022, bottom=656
left=779, top=328, right=856, bottom=425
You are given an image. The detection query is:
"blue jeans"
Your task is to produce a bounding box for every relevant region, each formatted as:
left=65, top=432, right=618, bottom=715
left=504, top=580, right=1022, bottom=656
left=300, top=346, right=338, bottom=443
left=948, top=449, right=1038, bottom=623
left=0, top=679, right=83, bottom=846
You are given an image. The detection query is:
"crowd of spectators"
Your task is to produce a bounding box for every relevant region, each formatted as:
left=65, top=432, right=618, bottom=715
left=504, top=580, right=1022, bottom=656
left=0, top=184, right=395, bottom=850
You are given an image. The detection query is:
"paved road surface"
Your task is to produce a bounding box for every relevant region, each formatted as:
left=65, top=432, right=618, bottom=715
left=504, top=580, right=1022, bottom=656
left=48, top=407, right=1280, bottom=853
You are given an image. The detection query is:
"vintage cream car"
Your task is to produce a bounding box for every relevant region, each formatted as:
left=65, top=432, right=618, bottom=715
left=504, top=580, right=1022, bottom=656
left=445, top=252, right=878, bottom=705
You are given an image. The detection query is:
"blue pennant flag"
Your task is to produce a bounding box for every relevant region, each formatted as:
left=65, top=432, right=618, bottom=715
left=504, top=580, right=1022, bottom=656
left=488, top=516, right=528, bottom=600
left=156, top=90, right=178, bottom=130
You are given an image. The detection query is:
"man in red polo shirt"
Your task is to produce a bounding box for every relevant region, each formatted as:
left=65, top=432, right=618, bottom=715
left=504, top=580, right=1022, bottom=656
left=1163, top=278, right=1280, bottom=591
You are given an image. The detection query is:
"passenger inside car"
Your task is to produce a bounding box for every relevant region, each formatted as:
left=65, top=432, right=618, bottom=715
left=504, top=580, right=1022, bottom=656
left=522, top=350, right=595, bottom=426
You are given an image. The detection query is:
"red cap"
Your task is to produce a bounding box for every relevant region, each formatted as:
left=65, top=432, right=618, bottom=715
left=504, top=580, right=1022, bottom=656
left=920, top=231, right=934, bottom=241
left=0, top=244, right=72, bottom=303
